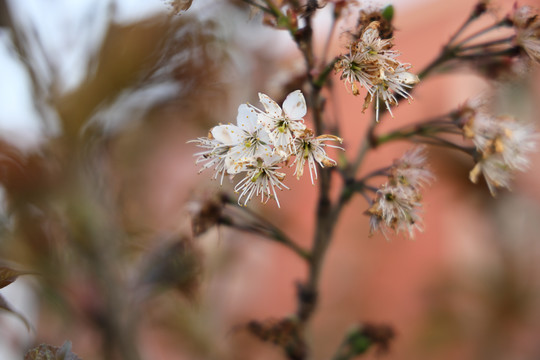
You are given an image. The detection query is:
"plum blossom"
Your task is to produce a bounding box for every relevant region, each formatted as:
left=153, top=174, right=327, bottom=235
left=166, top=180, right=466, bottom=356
left=256, top=90, right=307, bottom=156
left=189, top=90, right=343, bottom=207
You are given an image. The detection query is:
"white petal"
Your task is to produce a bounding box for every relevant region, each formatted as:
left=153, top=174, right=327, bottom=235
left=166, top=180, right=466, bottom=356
left=257, top=127, right=272, bottom=145
left=282, top=90, right=307, bottom=120
left=236, top=104, right=259, bottom=133
left=211, top=125, right=243, bottom=145
left=260, top=151, right=284, bottom=166
left=253, top=144, right=273, bottom=159
left=258, top=93, right=283, bottom=117
left=393, top=71, right=419, bottom=85
left=258, top=113, right=276, bottom=130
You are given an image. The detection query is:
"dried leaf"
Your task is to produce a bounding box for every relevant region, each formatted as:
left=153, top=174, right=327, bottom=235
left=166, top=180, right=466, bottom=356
left=24, top=340, right=81, bottom=360
left=188, top=193, right=226, bottom=236
left=0, top=266, right=34, bottom=289
left=138, top=238, right=202, bottom=300
left=240, top=317, right=306, bottom=360
left=0, top=293, right=32, bottom=332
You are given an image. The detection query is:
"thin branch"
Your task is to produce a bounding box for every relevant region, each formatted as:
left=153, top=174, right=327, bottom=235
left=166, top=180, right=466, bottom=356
left=454, top=19, right=511, bottom=48
left=455, top=47, right=520, bottom=60
left=456, top=35, right=515, bottom=52
left=446, top=12, right=477, bottom=47
left=357, top=166, right=392, bottom=182
left=224, top=203, right=311, bottom=261
left=413, top=135, right=475, bottom=155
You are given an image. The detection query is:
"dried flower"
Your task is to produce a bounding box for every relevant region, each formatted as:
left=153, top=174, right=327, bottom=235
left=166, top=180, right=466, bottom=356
left=335, top=21, right=419, bottom=122
left=291, top=131, right=343, bottom=184
left=367, top=147, right=432, bottom=239
left=466, top=113, right=537, bottom=195
left=233, top=154, right=289, bottom=208
left=356, top=5, right=395, bottom=40
left=511, top=5, right=540, bottom=63
left=390, top=146, right=433, bottom=189
left=367, top=184, right=424, bottom=239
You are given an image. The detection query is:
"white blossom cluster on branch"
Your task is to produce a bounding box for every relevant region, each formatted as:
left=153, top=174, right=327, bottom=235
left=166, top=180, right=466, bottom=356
left=190, top=90, right=343, bottom=207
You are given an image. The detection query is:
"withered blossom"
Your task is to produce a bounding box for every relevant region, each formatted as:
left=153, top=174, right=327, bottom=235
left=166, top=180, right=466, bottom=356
left=335, top=21, right=419, bottom=122
left=367, top=147, right=433, bottom=239
left=511, top=5, right=540, bottom=63
left=465, top=112, right=536, bottom=195
left=232, top=153, right=289, bottom=208
left=291, top=131, right=343, bottom=184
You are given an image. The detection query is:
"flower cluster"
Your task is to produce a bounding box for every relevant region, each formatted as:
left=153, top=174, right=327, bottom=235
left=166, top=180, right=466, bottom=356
left=367, top=147, right=433, bottom=239
left=511, top=5, right=540, bottom=63
left=460, top=106, right=537, bottom=196
left=334, top=21, right=419, bottom=122
left=190, top=90, right=343, bottom=207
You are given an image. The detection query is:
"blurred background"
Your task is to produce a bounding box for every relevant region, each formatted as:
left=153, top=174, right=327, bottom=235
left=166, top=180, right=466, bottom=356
left=0, top=0, right=540, bottom=359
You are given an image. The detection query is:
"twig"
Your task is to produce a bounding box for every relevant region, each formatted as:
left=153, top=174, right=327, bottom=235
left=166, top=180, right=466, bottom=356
left=224, top=203, right=311, bottom=261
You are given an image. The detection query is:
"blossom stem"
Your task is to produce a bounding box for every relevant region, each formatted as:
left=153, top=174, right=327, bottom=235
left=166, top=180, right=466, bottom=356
left=314, top=57, right=339, bottom=88
left=456, top=35, right=516, bottom=53
left=348, top=114, right=378, bottom=177
left=414, top=136, right=475, bottom=155
left=289, top=0, right=343, bottom=332
left=262, top=0, right=284, bottom=17
left=456, top=47, right=520, bottom=60
left=418, top=51, right=455, bottom=80
left=446, top=11, right=477, bottom=47
left=417, top=19, right=511, bottom=80
left=375, top=117, right=458, bottom=146
left=358, top=166, right=392, bottom=182
left=225, top=202, right=311, bottom=261
left=454, top=19, right=511, bottom=48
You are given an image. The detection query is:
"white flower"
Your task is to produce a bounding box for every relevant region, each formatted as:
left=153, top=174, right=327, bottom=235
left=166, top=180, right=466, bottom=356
left=188, top=135, right=232, bottom=184
left=292, top=133, right=343, bottom=184
left=365, top=64, right=419, bottom=122
left=211, top=104, right=273, bottom=174
left=335, top=50, right=378, bottom=95
left=468, top=114, right=537, bottom=195
left=233, top=153, right=289, bottom=208
left=257, top=90, right=307, bottom=156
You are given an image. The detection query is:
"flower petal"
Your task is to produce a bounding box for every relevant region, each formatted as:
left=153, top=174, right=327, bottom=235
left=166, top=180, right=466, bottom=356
left=210, top=125, right=243, bottom=145
left=236, top=104, right=259, bottom=133
left=393, top=71, right=419, bottom=85
left=282, top=90, right=307, bottom=120
left=257, top=113, right=276, bottom=131
left=258, top=93, right=283, bottom=117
